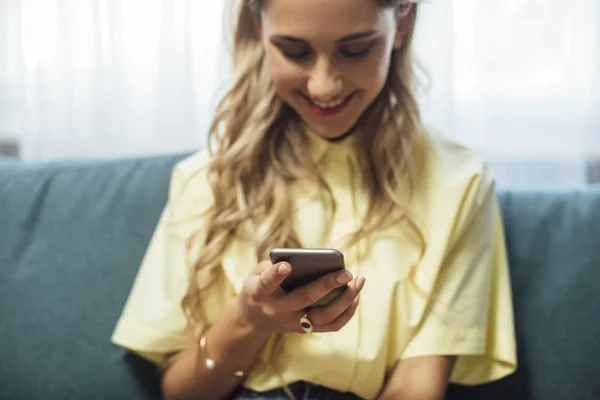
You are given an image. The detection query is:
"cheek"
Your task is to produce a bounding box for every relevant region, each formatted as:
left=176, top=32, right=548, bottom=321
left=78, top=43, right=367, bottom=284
left=265, top=52, right=305, bottom=95
left=360, top=52, right=392, bottom=92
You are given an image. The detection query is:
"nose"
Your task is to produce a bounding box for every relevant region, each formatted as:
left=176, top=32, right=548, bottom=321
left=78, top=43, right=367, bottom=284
left=307, top=58, right=342, bottom=102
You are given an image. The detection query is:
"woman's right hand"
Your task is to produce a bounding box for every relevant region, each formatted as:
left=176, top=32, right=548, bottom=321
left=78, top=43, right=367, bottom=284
left=235, top=261, right=366, bottom=334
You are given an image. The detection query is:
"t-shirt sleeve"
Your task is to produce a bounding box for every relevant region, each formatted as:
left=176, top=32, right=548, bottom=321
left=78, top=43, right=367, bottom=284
left=111, top=155, right=214, bottom=365
left=400, top=169, right=517, bottom=384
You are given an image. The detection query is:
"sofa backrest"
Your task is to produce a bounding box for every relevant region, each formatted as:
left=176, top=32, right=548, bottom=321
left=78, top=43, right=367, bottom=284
left=447, top=188, right=600, bottom=400
left=0, top=155, right=184, bottom=400
left=1, top=155, right=599, bottom=400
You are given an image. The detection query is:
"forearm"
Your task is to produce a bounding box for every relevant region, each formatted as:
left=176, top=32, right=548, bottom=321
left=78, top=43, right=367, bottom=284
left=378, top=385, right=447, bottom=400
left=161, top=298, right=271, bottom=400
left=378, top=356, right=456, bottom=400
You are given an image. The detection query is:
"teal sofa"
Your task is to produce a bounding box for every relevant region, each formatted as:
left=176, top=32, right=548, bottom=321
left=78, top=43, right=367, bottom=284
left=1, top=154, right=599, bottom=400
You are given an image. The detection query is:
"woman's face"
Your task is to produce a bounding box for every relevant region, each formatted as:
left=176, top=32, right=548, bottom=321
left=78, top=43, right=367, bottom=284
left=259, top=0, right=408, bottom=139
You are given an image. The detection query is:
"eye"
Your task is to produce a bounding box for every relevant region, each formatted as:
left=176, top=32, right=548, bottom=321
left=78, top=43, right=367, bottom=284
left=277, top=45, right=312, bottom=61
left=340, top=45, right=372, bottom=59
left=282, top=49, right=312, bottom=60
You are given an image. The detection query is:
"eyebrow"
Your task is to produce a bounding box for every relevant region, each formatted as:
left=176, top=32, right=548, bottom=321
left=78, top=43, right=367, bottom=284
left=270, top=30, right=378, bottom=44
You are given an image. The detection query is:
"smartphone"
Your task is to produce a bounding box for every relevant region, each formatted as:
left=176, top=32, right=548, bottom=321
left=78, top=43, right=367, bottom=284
left=269, top=248, right=347, bottom=307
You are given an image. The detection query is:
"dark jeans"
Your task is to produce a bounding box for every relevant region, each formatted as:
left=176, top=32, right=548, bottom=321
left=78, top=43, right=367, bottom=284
left=232, top=381, right=364, bottom=400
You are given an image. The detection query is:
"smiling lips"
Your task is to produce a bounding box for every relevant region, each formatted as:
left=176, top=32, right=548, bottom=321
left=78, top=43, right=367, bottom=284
left=302, top=92, right=356, bottom=117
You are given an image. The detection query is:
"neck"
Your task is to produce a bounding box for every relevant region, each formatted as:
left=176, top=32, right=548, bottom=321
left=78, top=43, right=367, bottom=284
left=326, top=129, right=355, bottom=143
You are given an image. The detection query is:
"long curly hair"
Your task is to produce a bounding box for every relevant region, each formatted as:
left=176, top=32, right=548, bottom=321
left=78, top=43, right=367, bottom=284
left=179, top=0, right=426, bottom=379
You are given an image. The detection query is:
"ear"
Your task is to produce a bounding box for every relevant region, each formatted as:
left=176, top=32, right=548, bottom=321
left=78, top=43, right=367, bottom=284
left=393, top=7, right=411, bottom=49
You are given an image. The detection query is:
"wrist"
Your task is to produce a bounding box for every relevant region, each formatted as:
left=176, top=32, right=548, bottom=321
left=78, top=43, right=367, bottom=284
left=228, top=296, right=271, bottom=338
left=197, top=296, right=272, bottom=383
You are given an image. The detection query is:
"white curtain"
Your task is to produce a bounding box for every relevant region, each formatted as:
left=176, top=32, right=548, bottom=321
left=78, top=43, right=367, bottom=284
left=0, top=0, right=228, bottom=160
left=414, top=0, right=600, bottom=187
left=1, top=0, right=599, bottom=188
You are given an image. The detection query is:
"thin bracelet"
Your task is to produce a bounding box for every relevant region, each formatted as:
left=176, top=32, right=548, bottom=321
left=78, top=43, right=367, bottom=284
left=199, top=334, right=246, bottom=378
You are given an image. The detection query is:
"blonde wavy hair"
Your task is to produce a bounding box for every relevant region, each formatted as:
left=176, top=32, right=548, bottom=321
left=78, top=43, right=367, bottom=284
left=179, top=0, right=426, bottom=376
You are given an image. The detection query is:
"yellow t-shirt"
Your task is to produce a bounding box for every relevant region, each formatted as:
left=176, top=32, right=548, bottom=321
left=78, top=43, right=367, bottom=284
left=111, top=128, right=517, bottom=399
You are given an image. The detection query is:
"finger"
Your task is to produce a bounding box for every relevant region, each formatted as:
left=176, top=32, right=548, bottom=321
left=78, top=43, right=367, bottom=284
left=276, top=269, right=354, bottom=312
left=309, top=276, right=366, bottom=326
left=286, top=310, right=314, bottom=334
left=253, top=262, right=292, bottom=298
left=315, top=296, right=360, bottom=333
left=252, top=260, right=273, bottom=276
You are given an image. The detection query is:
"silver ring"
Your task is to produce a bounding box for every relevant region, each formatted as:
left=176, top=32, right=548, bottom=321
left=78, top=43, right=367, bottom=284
left=300, top=314, right=313, bottom=334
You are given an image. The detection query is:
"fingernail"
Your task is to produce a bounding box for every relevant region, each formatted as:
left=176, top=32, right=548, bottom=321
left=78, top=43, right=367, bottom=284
left=356, top=277, right=366, bottom=290
left=337, top=270, right=353, bottom=284
left=278, top=263, right=291, bottom=275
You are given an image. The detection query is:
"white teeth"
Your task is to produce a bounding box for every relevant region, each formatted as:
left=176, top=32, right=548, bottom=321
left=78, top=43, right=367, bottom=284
left=312, top=98, right=344, bottom=109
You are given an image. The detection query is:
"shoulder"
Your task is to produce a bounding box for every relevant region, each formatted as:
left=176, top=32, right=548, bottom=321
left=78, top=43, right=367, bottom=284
left=170, top=148, right=212, bottom=189
left=410, top=127, right=497, bottom=230
left=169, top=149, right=212, bottom=198
left=416, top=127, right=492, bottom=188
left=167, top=149, right=215, bottom=224
left=415, top=127, right=494, bottom=200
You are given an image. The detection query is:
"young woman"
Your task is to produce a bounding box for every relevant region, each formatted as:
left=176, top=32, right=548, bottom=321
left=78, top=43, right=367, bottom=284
left=112, top=0, right=517, bottom=399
